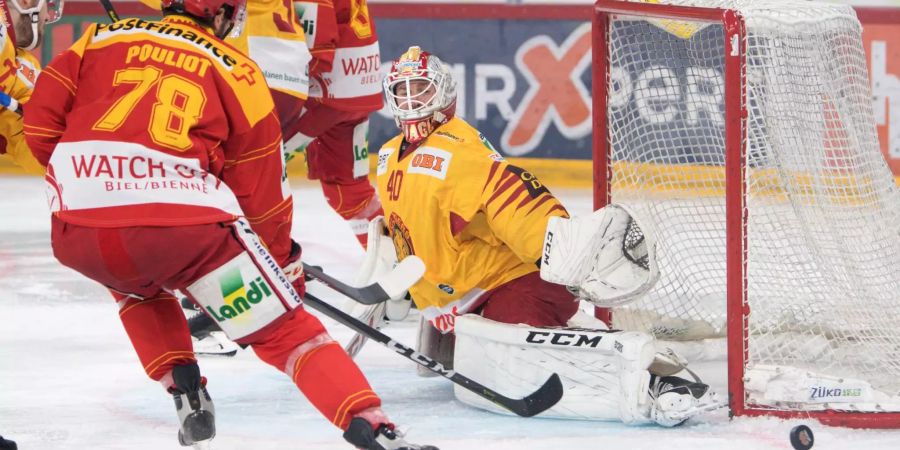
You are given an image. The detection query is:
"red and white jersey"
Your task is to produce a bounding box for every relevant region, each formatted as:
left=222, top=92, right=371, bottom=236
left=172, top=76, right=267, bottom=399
left=295, top=0, right=382, bottom=112
left=24, top=16, right=294, bottom=264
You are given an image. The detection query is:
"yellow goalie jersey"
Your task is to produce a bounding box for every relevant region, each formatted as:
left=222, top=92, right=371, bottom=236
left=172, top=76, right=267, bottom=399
left=0, top=21, right=42, bottom=175
left=376, top=117, right=569, bottom=329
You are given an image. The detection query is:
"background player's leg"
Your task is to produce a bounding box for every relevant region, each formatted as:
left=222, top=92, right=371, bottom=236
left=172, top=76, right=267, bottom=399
left=305, top=110, right=384, bottom=248
left=319, top=178, right=383, bottom=248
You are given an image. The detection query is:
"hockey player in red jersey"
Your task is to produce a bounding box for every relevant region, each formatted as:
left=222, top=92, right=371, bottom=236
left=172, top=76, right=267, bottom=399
left=286, top=0, right=384, bottom=248
left=183, top=0, right=386, bottom=351
left=366, top=46, right=720, bottom=426
left=150, top=0, right=385, bottom=247
left=22, top=1, right=435, bottom=448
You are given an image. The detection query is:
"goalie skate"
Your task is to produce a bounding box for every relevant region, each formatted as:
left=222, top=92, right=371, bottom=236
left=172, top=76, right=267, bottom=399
left=648, top=374, right=723, bottom=427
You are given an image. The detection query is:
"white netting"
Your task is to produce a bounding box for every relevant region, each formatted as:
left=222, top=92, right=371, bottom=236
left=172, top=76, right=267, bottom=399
left=602, top=0, right=900, bottom=409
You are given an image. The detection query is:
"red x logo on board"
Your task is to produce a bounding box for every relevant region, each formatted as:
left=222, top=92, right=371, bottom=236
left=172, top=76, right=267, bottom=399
left=502, top=24, right=592, bottom=156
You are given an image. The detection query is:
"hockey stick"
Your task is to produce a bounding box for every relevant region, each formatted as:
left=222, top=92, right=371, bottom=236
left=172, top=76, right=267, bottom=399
left=303, top=255, right=425, bottom=305
left=186, top=259, right=423, bottom=355
left=98, top=0, right=121, bottom=22
left=0, top=90, right=22, bottom=115
left=344, top=302, right=386, bottom=358
left=302, top=291, right=564, bottom=418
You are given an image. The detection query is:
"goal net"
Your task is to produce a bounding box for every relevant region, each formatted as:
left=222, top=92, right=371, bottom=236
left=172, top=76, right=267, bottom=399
left=593, top=0, right=900, bottom=427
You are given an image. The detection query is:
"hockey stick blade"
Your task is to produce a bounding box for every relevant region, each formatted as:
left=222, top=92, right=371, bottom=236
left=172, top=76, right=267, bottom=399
left=303, top=256, right=425, bottom=305
left=498, top=373, right=563, bottom=418
left=303, top=291, right=564, bottom=417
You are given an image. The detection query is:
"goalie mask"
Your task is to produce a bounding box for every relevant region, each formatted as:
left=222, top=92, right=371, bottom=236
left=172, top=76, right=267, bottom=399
left=383, top=46, right=457, bottom=144
left=4, top=0, right=64, bottom=51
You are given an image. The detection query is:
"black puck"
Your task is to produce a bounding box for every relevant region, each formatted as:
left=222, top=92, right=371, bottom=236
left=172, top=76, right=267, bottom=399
left=789, top=424, right=814, bottom=450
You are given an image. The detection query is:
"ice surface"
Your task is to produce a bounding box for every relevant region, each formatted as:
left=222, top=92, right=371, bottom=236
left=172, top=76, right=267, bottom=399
left=1, top=176, right=898, bottom=449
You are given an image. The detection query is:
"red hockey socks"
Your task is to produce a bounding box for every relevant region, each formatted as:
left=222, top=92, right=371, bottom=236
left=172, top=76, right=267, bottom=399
left=250, top=310, right=382, bottom=430
left=114, top=291, right=196, bottom=381
left=290, top=341, right=382, bottom=429
left=320, top=179, right=384, bottom=248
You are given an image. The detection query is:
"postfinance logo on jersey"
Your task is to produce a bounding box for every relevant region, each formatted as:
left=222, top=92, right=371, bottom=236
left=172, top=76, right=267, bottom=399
left=206, top=266, right=273, bottom=322
left=95, top=18, right=238, bottom=69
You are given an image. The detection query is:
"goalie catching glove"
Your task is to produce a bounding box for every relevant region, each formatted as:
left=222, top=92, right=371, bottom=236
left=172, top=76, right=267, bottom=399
left=540, top=203, right=659, bottom=307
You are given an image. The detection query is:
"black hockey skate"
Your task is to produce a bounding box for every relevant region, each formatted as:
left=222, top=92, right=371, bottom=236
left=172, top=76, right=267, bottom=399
left=343, top=417, right=438, bottom=450
left=181, top=296, right=201, bottom=311
left=169, top=363, right=216, bottom=447
left=0, top=435, right=17, bottom=450
left=187, top=311, right=222, bottom=340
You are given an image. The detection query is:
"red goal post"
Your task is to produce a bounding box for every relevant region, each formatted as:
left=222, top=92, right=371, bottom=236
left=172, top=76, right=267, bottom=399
left=592, top=0, right=900, bottom=428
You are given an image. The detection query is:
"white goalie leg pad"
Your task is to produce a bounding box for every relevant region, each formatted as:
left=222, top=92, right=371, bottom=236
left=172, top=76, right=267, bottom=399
left=540, top=203, right=659, bottom=307
left=354, top=216, right=398, bottom=286
left=453, top=315, right=656, bottom=423
left=185, top=220, right=302, bottom=342
left=344, top=216, right=411, bottom=321
left=344, top=217, right=394, bottom=321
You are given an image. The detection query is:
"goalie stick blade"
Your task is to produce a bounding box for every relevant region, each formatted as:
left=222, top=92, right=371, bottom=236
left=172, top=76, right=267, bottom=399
left=304, top=256, right=425, bottom=305
left=468, top=372, right=563, bottom=418
left=378, top=256, right=425, bottom=300
left=516, top=373, right=564, bottom=417
left=302, top=291, right=564, bottom=418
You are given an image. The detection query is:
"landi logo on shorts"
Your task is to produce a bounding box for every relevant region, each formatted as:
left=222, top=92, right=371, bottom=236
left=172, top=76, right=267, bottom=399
left=206, top=266, right=273, bottom=322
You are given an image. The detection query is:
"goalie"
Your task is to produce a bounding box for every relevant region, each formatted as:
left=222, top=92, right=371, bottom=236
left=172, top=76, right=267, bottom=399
left=363, top=45, right=720, bottom=426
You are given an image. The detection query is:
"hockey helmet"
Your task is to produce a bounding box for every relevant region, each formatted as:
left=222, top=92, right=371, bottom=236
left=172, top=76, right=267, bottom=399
left=383, top=46, right=457, bottom=143
left=160, top=0, right=247, bottom=37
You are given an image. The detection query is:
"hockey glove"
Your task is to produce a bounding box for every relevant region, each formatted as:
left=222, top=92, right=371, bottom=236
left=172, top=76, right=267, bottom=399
left=540, top=203, right=659, bottom=307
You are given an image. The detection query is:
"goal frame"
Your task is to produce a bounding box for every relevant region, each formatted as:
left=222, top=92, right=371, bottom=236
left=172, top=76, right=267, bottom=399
left=591, top=0, right=900, bottom=428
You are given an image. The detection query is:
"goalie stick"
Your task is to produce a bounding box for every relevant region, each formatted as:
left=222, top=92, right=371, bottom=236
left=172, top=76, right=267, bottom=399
left=303, top=255, right=425, bottom=305
left=302, top=291, right=564, bottom=418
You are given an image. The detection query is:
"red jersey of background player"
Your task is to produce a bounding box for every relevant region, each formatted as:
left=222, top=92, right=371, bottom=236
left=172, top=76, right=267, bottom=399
left=298, top=0, right=382, bottom=112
